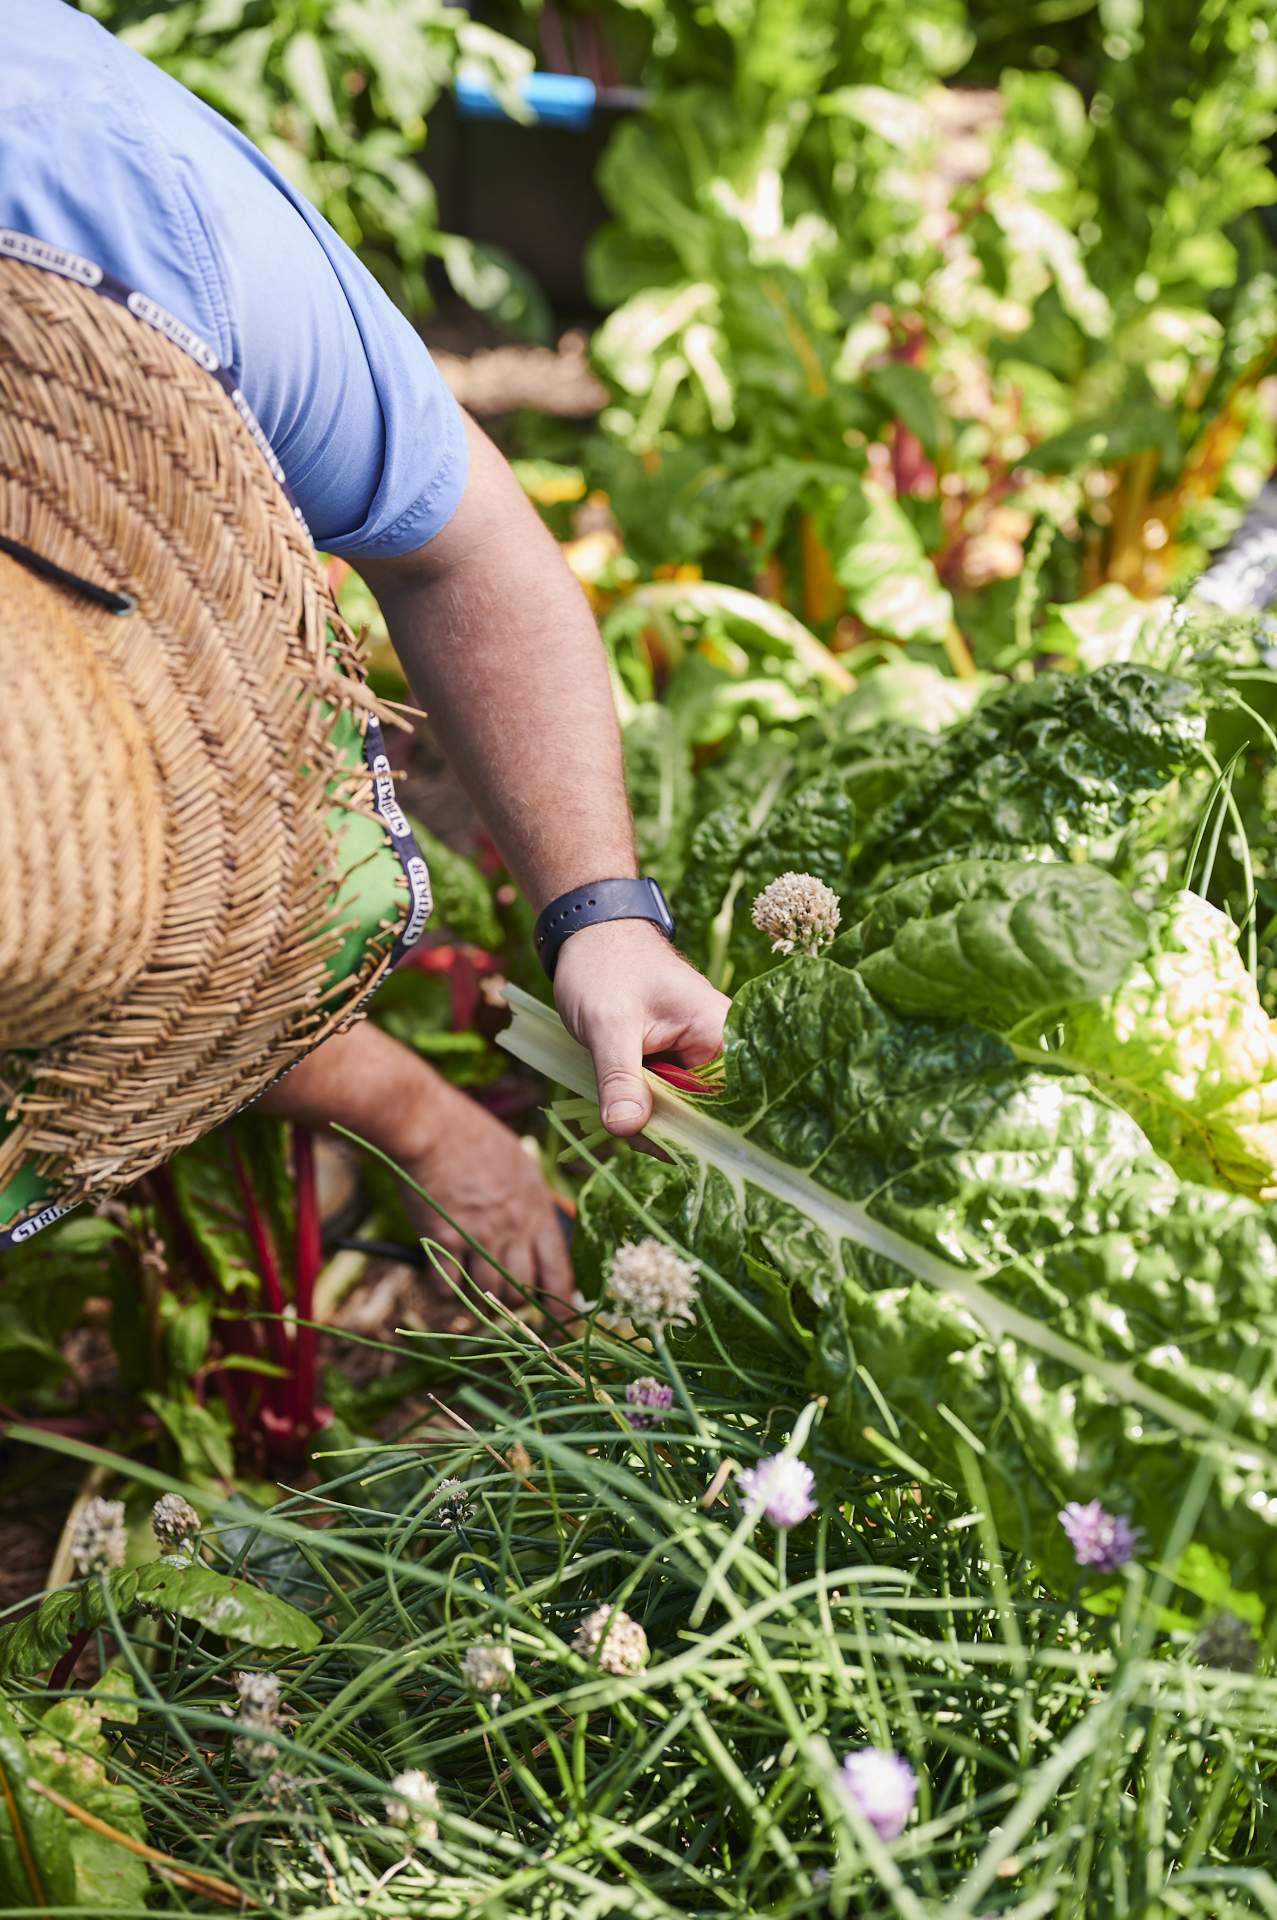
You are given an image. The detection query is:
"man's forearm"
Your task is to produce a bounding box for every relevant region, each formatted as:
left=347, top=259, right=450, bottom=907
left=357, top=413, right=635, bottom=909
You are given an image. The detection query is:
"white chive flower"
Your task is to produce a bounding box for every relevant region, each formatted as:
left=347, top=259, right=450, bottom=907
left=605, top=1238, right=698, bottom=1337
left=432, top=1478, right=474, bottom=1529
left=462, top=1641, right=515, bottom=1702
left=227, top=1670, right=285, bottom=1775
left=573, top=1603, right=649, bottom=1676
left=151, top=1493, right=201, bottom=1555
left=737, top=1453, right=817, bottom=1529
left=71, top=1497, right=127, bottom=1577
left=751, top=872, right=841, bottom=957
left=838, top=1747, right=918, bottom=1841
left=385, top=1768, right=440, bottom=1845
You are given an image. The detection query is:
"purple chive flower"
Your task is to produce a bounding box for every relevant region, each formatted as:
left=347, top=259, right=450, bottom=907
left=1058, top=1500, right=1140, bottom=1572
left=838, top=1748, right=918, bottom=1841
left=625, top=1376, right=674, bottom=1430
left=737, top=1453, right=817, bottom=1529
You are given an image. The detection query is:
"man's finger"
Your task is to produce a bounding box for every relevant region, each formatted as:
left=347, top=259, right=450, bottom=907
left=584, top=1005, right=653, bottom=1136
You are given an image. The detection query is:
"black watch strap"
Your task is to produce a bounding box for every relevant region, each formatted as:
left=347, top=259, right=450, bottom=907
left=534, top=876, right=675, bottom=979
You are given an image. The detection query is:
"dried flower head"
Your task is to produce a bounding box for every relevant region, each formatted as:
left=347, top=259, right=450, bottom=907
left=151, top=1493, right=201, bottom=1555
left=227, top=1670, right=285, bottom=1775
left=1058, top=1500, right=1140, bottom=1573
left=624, top=1376, right=675, bottom=1431
left=432, top=1478, right=474, bottom=1529
left=751, top=872, right=841, bottom=957
left=1196, top=1611, right=1258, bottom=1672
left=71, top=1497, right=127, bottom=1578
left=462, top=1641, right=515, bottom=1700
left=737, top=1453, right=817, bottom=1530
left=838, top=1747, right=918, bottom=1841
left=385, top=1768, right=440, bottom=1845
left=573, top=1603, right=649, bottom=1676
left=506, top=1442, right=534, bottom=1480
left=605, top=1238, right=698, bottom=1336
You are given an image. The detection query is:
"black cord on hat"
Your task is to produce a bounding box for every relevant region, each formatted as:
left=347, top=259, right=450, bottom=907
left=0, top=532, right=135, bottom=615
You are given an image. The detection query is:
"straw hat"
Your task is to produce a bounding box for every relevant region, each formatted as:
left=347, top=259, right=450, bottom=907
left=0, top=247, right=413, bottom=1220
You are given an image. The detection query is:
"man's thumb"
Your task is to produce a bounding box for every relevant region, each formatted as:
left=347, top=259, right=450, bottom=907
left=589, top=1023, right=653, bottom=1137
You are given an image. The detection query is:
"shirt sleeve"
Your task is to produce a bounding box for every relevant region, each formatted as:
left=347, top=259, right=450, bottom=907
left=0, top=0, right=468, bottom=558
left=181, top=95, right=471, bottom=558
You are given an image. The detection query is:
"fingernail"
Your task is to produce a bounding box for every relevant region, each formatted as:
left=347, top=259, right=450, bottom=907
left=604, top=1100, right=643, bottom=1129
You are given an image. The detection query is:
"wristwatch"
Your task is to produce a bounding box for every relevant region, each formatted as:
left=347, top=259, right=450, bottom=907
left=533, top=876, right=676, bottom=980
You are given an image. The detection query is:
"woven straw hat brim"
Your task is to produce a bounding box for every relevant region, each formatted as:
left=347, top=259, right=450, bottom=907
left=0, top=254, right=403, bottom=1206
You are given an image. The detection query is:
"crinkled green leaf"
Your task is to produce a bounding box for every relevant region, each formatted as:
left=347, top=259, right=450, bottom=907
left=833, top=858, right=1150, bottom=1034
left=854, top=662, right=1204, bottom=888
left=674, top=768, right=853, bottom=988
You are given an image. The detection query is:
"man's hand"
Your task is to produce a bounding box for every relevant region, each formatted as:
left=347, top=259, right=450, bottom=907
left=259, top=1022, right=572, bottom=1306
left=392, top=1077, right=573, bottom=1305
left=553, top=921, right=730, bottom=1136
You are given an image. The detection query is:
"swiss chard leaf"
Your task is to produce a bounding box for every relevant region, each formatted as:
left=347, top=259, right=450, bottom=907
left=852, top=662, right=1204, bottom=889
left=833, top=858, right=1150, bottom=1033
left=0, top=1560, right=321, bottom=1680
left=0, top=1694, right=76, bottom=1910
left=673, top=767, right=853, bottom=988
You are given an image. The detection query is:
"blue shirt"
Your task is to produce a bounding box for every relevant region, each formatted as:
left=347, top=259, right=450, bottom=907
left=0, top=0, right=468, bottom=557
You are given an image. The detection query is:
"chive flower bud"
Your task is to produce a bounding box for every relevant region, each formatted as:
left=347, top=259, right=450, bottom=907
left=432, top=1478, right=474, bottom=1529
left=838, top=1747, right=918, bottom=1841
left=71, top=1497, right=127, bottom=1578
left=1058, top=1500, right=1140, bottom=1572
left=228, top=1670, right=285, bottom=1775
left=151, top=1493, right=201, bottom=1555
left=385, top=1769, right=440, bottom=1845
left=462, top=1641, right=515, bottom=1701
left=624, top=1376, right=675, bottom=1430
left=573, top=1603, right=649, bottom=1675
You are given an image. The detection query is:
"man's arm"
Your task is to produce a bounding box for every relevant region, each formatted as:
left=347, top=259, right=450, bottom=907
left=356, top=411, right=729, bottom=1135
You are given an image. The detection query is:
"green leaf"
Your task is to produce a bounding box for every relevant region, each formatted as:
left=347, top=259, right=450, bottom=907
left=1021, top=404, right=1182, bottom=475
left=826, top=661, right=990, bottom=737
left=623, top=704, right=696, bottom=896
left=854, top=662, right=1204, bottom=887
left=864, top=362, right=942, bottom=456
left=1054, top=890, right=1277, bottom=1195
left=834, top=858, right=1151, bottom=1034
left=1039, top=583, right=1178, bottom=670
left=674, top=768, right=854, bottom=989
left=281, top=30, right=338, bottom=132
left=0, top=1562, right=320, bottom=1680
left=27, top=1695, right=148, bottom=1909
left=829, top=485, right=953, bottom=644
left=142, top=1393, right=236, bottom=1485
left=0, top=1695, right=76, bottom=1909
left=125, top=1560, right=322, bottom=1650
